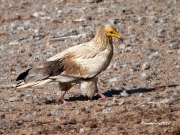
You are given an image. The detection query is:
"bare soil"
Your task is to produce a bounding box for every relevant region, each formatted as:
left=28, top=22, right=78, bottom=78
left=0, top=0, right=180, bottom=134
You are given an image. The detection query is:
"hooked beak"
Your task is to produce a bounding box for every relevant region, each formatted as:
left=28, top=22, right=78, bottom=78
left=114, top=32, right=123, bottom=42
left=119, top=36, right=123, bottom=42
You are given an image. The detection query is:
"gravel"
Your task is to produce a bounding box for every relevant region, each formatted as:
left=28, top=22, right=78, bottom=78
left=0, top=0, right=180, bottom=134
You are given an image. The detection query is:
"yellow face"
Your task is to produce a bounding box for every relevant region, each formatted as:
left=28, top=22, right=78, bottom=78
left=106, top=27, right=121, bottom=39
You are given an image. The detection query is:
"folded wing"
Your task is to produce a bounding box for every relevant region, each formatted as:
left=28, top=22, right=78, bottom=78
left=16, top=43, right=110, bottom=88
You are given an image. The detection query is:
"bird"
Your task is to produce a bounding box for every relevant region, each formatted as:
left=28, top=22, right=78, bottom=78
left=16, top=24, right=123, bottom=103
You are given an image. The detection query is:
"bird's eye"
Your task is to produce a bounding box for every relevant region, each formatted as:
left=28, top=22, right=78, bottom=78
left=110, top=31, right=113, bottom=34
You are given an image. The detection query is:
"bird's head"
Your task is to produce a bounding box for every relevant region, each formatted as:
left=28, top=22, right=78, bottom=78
left=105, top=24, right=123, bottom=42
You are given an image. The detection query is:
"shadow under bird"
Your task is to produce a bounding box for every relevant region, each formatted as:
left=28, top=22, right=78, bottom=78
left=16, top=24, right=123, bottom=103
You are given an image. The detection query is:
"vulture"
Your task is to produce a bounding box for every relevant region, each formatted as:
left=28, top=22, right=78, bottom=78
left=16, top=24, right=123, bottom=103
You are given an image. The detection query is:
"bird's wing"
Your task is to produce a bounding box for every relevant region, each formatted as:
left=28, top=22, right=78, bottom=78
left=17, top=42, right=111, bottom=85
left=47, top=42, right=111, bottom=79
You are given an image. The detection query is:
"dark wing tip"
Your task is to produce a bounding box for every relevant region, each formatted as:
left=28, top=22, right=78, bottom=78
left=16, top=68, right=32, bottom=81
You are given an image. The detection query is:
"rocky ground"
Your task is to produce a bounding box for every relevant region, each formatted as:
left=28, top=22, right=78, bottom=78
left=0, top=0, right=180, bottom=134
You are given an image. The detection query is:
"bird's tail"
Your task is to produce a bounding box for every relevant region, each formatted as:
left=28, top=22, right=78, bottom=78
left=16, top=79, right=52, bottom=88
left=16, top=61, right=56, bottom=88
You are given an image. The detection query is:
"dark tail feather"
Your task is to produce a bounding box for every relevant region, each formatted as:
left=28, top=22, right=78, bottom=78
left=16, top=68, right=32, bottom=81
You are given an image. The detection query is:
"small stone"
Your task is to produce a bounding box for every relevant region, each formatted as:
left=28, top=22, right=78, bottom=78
left=23, top=21, right=31, bottom=29
left=176, top=65, right=180, bottom=69
left=177, top=49, right=180, bottom=54
left=0, top=112, right=5, bottom=119
left=120, top=90, right=129, bottom=97
left=33, top=12, right=40, bottom=17
left=17, top=120, right=23, bottom=125
left=9, top=40, right=20, bottom=46
left=141, top=62, right=150, bottom=70
left=84, top=0, right=102, bottom=3
left=52, top=19, right=63, bottom=24
left=40, top=16, right=51, bottom=20
left=42, top=4, right=47, bottom=10
left=21, top=114, right=33, bottom=122
left=7, top=96, right=20, bottom=102
left=73, top=16, right=91, bottom=22
left=51, top=109, right=60, bottom=116
left=70, top=129, right=75, bottom=133
left=148, top=51, right=160, bottom=59
left=58, top=10, right=63, bottom=14
left=102, top=108, right=111, bottom=113
left=166, top=50, right=173, bottom=54
left=125, top=47, right=132, bottom=52
left=107, top=19, right=116, bottom=25
left=127, top=26, right=133, bottom=34
left=17, top=26, right=25, bottom=31
left=111, top=83, right=116, bottom=87
left=113, top=98, right=125, bottom=105
left=141, top=71, right=148, bottom=78
left=79, top=128, right=84, bottom=133
left=139, top=93, right=143, bottom=97
left=119, top=44, right=126, bottom=51
left=0, top=16, right=6, bottom=23
left=108, top=77, right=117, bottom=82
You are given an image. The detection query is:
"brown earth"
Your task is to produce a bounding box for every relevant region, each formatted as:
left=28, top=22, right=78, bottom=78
left=0, top=0, right=180, bottom=134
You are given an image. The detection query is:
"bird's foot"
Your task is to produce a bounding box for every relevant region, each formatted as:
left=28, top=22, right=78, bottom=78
left=98, top=96, right=113, bottom=100
left=55, top=91, right=68, bottom=103
left=97, top=91, right=111, bottom=100
left=55, top=98, right=67, bottom=103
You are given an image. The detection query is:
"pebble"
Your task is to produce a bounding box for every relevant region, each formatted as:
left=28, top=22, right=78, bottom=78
left=21, top=114, right=33, bottom=122
left=177, top=49, right=180, bottom=54
left=10, top=22, right=18, bottom=30
left=79, top=128, right=84, bottom=133
left=139, top=93, right=143, bottom=97
left=0, top=112, right=5, bottom=119
left=40, top=16, right=51, bottom=20
left=84, top=0, right=102, bottom=3
left=166, top=50, right=173, bottom=54
left=120, top=90, right=129, bottom=97
left=141, top=71, right=148, bottom=78
left=113, top=98, right=125, bottom=105
left=9, top=40, right=20, bottom=46
left=107, top=19, right=116, bottom=25
left=125, top=47, right=132, bottom=52
left=51, top=109, right=60, bottom=116
left=7, top=96, right=20, bottom=102
left=33, top=12, right=39, bottom=18
left=108, top=77, right=117, bottom=82
left=23, top=21, right=31, bottom=30
left=141, top=62, right=150, bottom=70
left=42, top=4, right=47, bottom=10
left=33, top=12, right=46, bottom=18
left=102, top=108, right=111, bottom=114
left=127, top=26, right=133, bottom=34
left=148, top=51, right=160, bottom=59
left=16, top=26, right=25, bottom=31
left=74, top=16, right=91, bottom=22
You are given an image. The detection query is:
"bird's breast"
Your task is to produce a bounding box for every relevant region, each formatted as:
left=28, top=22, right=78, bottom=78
left=102, top=48, right=113, bottom=71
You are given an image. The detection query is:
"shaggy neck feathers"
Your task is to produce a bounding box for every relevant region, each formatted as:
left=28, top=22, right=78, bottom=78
left=92, top=25, right=113, bottom=51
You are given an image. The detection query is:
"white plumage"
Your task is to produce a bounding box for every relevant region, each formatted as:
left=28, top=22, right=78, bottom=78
left=16, top=24, right=122, bottom=102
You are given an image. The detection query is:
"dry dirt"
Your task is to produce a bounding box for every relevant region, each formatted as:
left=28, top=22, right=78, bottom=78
left=0, top=0, right=180, bottom=134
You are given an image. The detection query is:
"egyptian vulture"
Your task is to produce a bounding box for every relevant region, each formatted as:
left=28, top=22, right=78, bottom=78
left=16, top=24, right=122, bottom=103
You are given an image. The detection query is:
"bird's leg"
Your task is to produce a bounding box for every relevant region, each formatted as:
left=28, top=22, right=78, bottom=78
left=97, top=91, right=107, bottom=100
left=55, top=91, right=67, bottom=103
